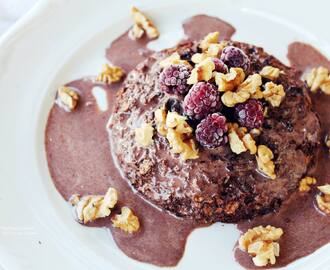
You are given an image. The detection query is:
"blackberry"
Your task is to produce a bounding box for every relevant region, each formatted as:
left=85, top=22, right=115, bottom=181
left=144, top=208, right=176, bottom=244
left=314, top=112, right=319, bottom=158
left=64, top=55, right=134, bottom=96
left=213, top=58, right=228, bottom=73
left=165, top=98, right=183, bottom=114
left=159, top=64, right=191, bottom=95
left=195, top=113, right=228, bottom=148
left=183, top=82, right=222, bottom=120
left=234, top=99, right=264, bottom=129
left=220, top=46, right=250, bottom=72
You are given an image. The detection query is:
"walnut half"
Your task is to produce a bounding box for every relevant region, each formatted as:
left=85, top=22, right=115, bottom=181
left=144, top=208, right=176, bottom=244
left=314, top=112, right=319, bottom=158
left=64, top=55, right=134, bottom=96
left=57, top=86, right=79, bottom=111
left=70, top=187, right=118, bottom=224
left=256, top=145, right=276, bottom=179
left=299, top=177, right=317, bottom=192
left=130, top=6, right=159, bottom=39
left=112, top=207, right=140, bottom=233
left=239, top=225, right=283, bottom=267
left=316, top=184, right=330, bottom=215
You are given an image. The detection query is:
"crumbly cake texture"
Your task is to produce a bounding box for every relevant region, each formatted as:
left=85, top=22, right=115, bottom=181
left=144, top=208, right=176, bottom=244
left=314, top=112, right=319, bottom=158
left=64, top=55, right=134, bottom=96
left=109, top=40, right=321, bottom=223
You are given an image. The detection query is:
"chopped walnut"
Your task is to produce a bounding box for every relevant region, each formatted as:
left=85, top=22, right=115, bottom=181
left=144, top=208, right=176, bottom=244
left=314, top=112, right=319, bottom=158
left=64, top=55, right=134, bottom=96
left=187, top=57, right=215, bottom=84
left=96, top=64, right=125, bottom=84
left=71, top=188, right=118, bottom=224
left=299, top=177, right=317, bottom=192
left=57, top=86, right=79, bottom=111
left=199, top=31, right=219, bottom=51
left=228, top=123, right=257, bottom=155
left=159, top=52, right=190, bottom=68
left=191, top=42, right=226, bottom=64
left=239, top=225, right=283, bottom=267
left=305, top=66, right=330, bottom=94
left=214, top=67, right=245, bottom=92
left=263, top=82, right=285, bottom=107
left=237, top=74, right=263, bottom=95
left=256, top=145, right=276, bottom=179
left=128, top=24, right=144, bottom=40
left=112, top=207, right=140, bottom=233
left=155, top=108, right=198, bottom=160
left=130, top=6, right=159, bottom=39
left=135, top=123, right=154, bottom=147
left=259, top=66, right=281, bottom=80
left=316, top=184, right=330, bottom=215
left=220, top=73, right=261, bottom=107
left=326, top=138, right=330, bottom=151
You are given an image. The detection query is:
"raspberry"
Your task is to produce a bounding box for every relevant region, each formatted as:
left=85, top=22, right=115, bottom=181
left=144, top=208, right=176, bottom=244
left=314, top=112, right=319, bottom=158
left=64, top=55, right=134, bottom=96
left=195, top=113, right=228, bottom=148
left=159, top=64, right=191, bottom=95
left=213, top=58, right=228, bottom=73
left=220, top=46, right=250, bottom=72
left=183, top=82, right=222, bottom=120
left=234, top=99, right=264, bottom=129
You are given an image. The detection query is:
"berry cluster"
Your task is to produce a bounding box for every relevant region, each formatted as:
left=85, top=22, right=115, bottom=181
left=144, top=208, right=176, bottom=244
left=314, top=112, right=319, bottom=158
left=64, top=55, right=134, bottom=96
left=158, top=43, right=265, bottom=149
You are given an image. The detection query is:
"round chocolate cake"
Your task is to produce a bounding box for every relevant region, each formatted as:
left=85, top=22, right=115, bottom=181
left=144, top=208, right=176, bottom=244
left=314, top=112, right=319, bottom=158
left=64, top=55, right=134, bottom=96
left=109, top=38, right=321, bottom=223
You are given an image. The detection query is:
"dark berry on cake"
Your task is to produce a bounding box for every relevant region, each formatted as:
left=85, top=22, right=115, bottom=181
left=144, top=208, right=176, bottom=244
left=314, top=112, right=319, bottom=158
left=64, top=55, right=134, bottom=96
left=220, top=45, right=250, bottom=72
left=159, top=64, right=191, bottom=95
left=183, top=82, right=222, bottom=120
left=196, top=113, right=228, bottom=148
left=234, top=99, right=264, bottom=129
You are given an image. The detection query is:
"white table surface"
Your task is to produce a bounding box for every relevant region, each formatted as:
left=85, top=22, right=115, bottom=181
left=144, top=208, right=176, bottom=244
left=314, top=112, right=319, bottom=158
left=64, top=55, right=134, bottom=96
left=0, top=0, right=37, bottom=35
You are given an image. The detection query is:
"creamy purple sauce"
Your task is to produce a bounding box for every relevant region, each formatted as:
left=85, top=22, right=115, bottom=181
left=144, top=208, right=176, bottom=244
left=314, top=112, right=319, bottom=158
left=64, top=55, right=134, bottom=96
left=45, top=16, right=330, bottom=268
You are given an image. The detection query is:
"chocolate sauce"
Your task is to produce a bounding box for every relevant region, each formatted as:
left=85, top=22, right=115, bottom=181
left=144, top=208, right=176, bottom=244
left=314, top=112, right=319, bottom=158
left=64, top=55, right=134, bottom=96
left=45, top=15, right=329, bottom=269
left=183, top=14, right=236, bottom=41
left=235, top=43, right=330, bottom=269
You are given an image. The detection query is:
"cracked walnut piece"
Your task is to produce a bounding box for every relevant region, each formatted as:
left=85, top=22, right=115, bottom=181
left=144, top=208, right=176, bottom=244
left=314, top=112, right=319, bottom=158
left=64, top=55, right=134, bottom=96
left=316, top=184, right=330, bottom=215
left=112, top=206, right=140, bottom=233
left=154, top=108, right=198, bottom=160
left=220, top=73, right=262, bottom=107
left=70, top=187, right=118, bottom=224
left=129, top=6, right=159, bottom=39
left=214, top=67, right=245, bottom=92
left=239, top=225, right=283, bottom=267
left=228, top=123, right=257, bottom=155
left=159, top=52, right=190, bottom=68
left=199, top=31, right=220, bottom=51
left=259, top=65, right=281, bottom=80
left=57, top=86, right=79, bottom=111
left=135, top=123, right=154, bottom=147
left=187, top=57, right=215, bottom=84
left=299, top=176, right=317, bottom=192
left=192, top=41, right=228, bottom=64
left=256, top=145, right=276, bottom=179
left=306, top=66, right=330, bottom=94
left=96, top=64, right=125, bottom=84
left=263, top=82, right=286, bottom=107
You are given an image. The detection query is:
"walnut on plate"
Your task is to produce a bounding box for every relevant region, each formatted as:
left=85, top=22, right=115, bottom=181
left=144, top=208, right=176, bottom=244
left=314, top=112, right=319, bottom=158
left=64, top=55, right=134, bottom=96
left=112, top=206, right=140, bottom=233
left=96, top=64, right=125, bottom=84
left=57, top=86, right=79, bottom=111
left=70, top=187, right=118, bottom=224
left=129, top=6, right=159, bottom=39
left=239, top=225, right=283, bottom=267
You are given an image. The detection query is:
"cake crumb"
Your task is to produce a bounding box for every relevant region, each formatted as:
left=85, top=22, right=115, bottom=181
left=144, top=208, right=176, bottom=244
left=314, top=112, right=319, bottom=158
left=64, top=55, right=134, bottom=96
left=239, top=225, right=283, bottom=267
left=130, top=6, right=159, bottom=39
left=259, top=66, right=281, bottom=80
left=96, top=64, right=125, bottom=84
left=57, top=86, right=79, bottom=111
left=71, top=187, right=118, bottom=224
left=299, top=177, right=317, bottom=192
left=112, top=207, right=140, bottom=233
left=316, top=184, right=330, bottom=215
left=256, top=145, right=276, bottom=179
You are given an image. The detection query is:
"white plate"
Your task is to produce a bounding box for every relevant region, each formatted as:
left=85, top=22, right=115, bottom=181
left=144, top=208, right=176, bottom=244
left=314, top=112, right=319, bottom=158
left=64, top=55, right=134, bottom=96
left=0, top=0, right=329, bottom=269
